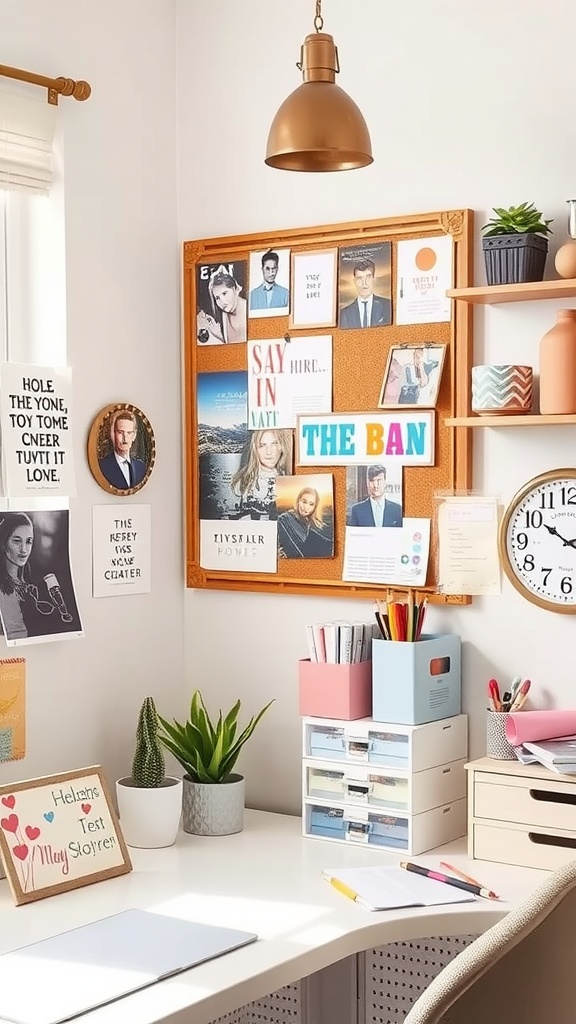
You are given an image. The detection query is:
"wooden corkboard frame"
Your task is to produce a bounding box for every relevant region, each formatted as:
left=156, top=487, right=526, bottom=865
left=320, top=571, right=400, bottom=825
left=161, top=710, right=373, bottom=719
left=183, top=210, right=473, bottom=603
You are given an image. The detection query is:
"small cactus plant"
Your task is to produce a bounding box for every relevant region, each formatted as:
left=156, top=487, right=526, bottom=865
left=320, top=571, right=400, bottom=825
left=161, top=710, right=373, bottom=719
left=132, top=696, right=165, bottom=788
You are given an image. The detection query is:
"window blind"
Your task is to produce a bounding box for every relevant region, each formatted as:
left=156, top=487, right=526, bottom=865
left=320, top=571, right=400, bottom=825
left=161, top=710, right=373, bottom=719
left=0, top=89, right=56, bottom=194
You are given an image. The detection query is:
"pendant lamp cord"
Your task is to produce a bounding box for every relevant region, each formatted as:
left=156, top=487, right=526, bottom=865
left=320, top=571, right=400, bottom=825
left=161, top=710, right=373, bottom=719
left=314, top=0, right=323, bottom=31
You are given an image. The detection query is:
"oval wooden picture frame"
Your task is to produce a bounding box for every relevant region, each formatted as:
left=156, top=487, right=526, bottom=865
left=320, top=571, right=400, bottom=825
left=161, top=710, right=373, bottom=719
left=87, top=403, right=156, bottom=496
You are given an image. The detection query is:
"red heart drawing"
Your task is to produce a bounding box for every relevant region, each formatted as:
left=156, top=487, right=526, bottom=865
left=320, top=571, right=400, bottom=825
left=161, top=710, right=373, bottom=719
left=1, top=796, right=15, bottom=809
left=13, top=844, right=29, bottom=861
left=81, top=803, right=91, bottom=815
left=25, top=826, right=40, bottom=841
left=1, top=814, right=19, bottom=833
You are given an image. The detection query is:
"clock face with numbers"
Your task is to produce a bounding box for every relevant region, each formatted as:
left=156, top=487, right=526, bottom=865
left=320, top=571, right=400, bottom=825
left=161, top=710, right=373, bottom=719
left=499, top=469, right=576, bottom=613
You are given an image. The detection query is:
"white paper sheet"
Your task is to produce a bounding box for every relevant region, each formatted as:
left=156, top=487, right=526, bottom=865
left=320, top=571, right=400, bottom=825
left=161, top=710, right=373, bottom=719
left=343, top=518, right=430, bottom=585
left=437, top=496, right=501, bottom=595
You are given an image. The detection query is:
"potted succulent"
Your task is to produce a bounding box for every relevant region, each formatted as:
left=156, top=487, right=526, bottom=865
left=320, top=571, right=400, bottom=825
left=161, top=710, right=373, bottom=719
left=158, top=691, right=273, bottom=836
left=482, top=202, right=553, bottom=285
left=116, top=696, right=183, bottom=849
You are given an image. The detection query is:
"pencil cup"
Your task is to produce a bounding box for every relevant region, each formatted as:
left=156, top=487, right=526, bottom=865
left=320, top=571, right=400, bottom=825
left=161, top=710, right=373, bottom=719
left=372, top=633, right=461, bottom=725
left=486, top=711, right=516, bottom=760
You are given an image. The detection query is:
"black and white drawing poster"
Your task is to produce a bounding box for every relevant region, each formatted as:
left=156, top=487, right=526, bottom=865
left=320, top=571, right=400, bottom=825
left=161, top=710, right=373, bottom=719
left=0, top=509, right=84, bottom=646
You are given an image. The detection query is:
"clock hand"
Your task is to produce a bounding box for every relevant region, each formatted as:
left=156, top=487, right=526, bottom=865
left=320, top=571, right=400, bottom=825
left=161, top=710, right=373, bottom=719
left=544, top=523, right=576, bottom=548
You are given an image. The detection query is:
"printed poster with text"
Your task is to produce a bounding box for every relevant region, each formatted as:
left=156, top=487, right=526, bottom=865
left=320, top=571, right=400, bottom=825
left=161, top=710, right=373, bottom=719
left=247, top=335, right=332, bottom=429
left=0, top=363, right=76, bottom=497
left=92, top=505, right=151, bottom=598
left=395, top=235, right=453, bottom=325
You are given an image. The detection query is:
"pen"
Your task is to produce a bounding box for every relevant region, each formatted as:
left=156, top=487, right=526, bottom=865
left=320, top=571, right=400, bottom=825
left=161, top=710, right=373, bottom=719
left=439, top=861, right=497, bottom=895
left=400, top=861, right=498, bottom=900
left=510, top=676, right=522, bottom=702
left=488, top=679, right=501, bottom=712
left=326, top=876, right=360, bottom=904
left=510, top=679, right=531, bottom=711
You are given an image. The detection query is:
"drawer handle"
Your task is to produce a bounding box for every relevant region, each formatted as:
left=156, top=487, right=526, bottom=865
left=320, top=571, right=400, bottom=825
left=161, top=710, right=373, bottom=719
left=346, top=820, right=372, bottom=837
left=345, top=783, right=370, bottom=797
left=528, top=831, right=576, bottom=849
left=530, top=788, right=576, bottom=807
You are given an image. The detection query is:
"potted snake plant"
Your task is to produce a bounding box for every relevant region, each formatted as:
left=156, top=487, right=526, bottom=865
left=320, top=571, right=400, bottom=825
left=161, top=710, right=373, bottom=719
left=158, top=691, right=273, bottom=836
left=116, top=696, right=183, bottom=849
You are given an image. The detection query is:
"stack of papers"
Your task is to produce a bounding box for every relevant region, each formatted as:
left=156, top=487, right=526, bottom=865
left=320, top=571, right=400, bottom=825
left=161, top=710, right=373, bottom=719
left=322, top=865, right=476, bottom=912
left=517, top=736, right=576, bottom=774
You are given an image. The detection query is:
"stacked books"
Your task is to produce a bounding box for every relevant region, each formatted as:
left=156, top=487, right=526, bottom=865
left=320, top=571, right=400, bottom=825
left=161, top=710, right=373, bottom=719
left=518, top=736, right=576, bottom=775
left=304, top=621, right=377, bottom=664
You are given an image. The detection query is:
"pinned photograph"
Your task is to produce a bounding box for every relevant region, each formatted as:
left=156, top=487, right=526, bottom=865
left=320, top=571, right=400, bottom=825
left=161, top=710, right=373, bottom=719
left=346, top=463, right=403, bottom=528
left=0, top=509, right=83, bottom=646
left=276, top=475, right=334, bottom=559
left=339, top=242, right=392, bottom=329
left=195, top=259, right=247, bottom=345
left=378, top=344, right=447, bottom=408
left=228, top=428, right=293, bottom=521
left=248, top=248, right=290, bottom=318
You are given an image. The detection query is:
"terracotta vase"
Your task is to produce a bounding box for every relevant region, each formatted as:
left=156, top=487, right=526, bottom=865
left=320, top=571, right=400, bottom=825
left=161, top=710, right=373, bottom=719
left=539, top=309, right=576, bottom=414
left=554, top=199, right=576, bottom=279
left=554, top=242, right=576, bottom=279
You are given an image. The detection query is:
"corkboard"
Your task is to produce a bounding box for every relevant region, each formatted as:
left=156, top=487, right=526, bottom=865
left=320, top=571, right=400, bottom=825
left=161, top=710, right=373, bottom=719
left=183, top=210, right=473, bottom=602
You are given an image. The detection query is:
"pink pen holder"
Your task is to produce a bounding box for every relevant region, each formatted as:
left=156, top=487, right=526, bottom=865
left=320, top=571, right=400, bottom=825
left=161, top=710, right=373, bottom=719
left=298, top=659, right=372, bottom=720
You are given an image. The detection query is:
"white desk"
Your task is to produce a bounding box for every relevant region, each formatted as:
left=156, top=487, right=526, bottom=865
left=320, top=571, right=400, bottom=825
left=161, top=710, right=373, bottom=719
left=0, top=810, right=546, bottom=1024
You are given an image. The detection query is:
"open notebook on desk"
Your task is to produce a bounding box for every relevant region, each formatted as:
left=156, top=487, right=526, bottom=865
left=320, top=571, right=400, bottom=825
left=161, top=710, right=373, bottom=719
left=323, top=865, right=477, bottom=912
left=0, top=909, right=257, bottom=1024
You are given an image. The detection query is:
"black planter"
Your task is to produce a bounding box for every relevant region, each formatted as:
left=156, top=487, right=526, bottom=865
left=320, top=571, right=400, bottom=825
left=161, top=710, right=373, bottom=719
left=482, top=232, right=548, bottom=285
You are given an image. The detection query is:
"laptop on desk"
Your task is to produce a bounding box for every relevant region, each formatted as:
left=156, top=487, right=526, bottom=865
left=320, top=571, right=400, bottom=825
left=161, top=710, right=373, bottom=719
left=0, top=908, right=258, bottom=1024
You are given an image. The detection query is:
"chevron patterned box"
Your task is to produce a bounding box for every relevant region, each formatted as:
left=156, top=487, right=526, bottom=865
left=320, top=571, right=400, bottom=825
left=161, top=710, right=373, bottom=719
left=471, top=364, right=533, bottom=415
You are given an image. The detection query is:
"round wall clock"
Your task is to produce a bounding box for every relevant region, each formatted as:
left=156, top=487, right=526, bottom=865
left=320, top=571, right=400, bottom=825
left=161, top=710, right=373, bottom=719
left=499, top=468, right=576, bottom=613
left=87, top=403, right=156, bottom=496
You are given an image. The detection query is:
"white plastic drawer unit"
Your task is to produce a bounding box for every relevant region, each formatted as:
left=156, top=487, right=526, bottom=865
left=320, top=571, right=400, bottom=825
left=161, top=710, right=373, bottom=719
left=302, top=758, right=466, bottom=815
left=302, top=715, right=467, bottom=772
left=467, top=757, right=576, bottom=871
left=303, top=797, right=467, bottom=856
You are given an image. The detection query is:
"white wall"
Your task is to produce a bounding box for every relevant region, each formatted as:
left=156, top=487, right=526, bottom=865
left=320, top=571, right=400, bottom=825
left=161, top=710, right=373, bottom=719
left=177, top=0, right=576, bottom=813
left=5, top=1, right=576, bottom=818
left=1, top=1, right=184, bottom=788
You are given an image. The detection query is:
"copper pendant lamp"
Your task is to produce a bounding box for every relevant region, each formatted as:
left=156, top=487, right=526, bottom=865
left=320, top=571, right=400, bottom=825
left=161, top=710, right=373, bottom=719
left=265, top=0, right=373, bottom=172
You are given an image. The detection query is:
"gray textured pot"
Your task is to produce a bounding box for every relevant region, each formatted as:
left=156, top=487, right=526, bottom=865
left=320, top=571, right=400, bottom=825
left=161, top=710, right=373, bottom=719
left=182, top=773, right=244, bottom=836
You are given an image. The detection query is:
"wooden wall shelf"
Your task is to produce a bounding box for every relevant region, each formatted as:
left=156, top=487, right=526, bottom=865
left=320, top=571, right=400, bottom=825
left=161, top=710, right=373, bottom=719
left=447, top=279, right=576, bottom=305
left=446, top=414, right=576, bottom=428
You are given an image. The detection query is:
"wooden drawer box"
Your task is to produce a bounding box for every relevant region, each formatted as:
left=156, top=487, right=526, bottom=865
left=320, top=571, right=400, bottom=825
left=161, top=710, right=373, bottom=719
left=467, top=757, right=576, bottom=871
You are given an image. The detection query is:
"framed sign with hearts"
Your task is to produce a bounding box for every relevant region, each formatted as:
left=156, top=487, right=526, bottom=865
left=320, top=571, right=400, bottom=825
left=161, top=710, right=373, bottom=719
left=0, top=765, right=132, bottom=905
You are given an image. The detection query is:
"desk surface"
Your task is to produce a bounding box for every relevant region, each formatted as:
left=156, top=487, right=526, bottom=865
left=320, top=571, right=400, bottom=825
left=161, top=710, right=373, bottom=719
left=0, top=810, right=547, bottom=1024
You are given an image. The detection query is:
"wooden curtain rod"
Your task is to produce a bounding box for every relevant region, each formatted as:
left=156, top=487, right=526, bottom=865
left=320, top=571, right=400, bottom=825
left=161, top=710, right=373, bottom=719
left=0, top=63, right=91, bottom=105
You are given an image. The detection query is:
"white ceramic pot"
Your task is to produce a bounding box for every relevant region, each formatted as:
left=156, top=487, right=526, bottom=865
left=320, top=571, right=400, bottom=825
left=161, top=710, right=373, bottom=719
left=182, top=773, right=244, bottom=836
left=471, top=364, right=533, bottom=415
left=116, top=776, right=183, bottom=849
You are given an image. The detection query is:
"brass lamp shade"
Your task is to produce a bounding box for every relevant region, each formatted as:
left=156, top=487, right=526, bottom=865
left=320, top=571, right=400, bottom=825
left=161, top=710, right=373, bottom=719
left=266, top=32, right=372, bottom=172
